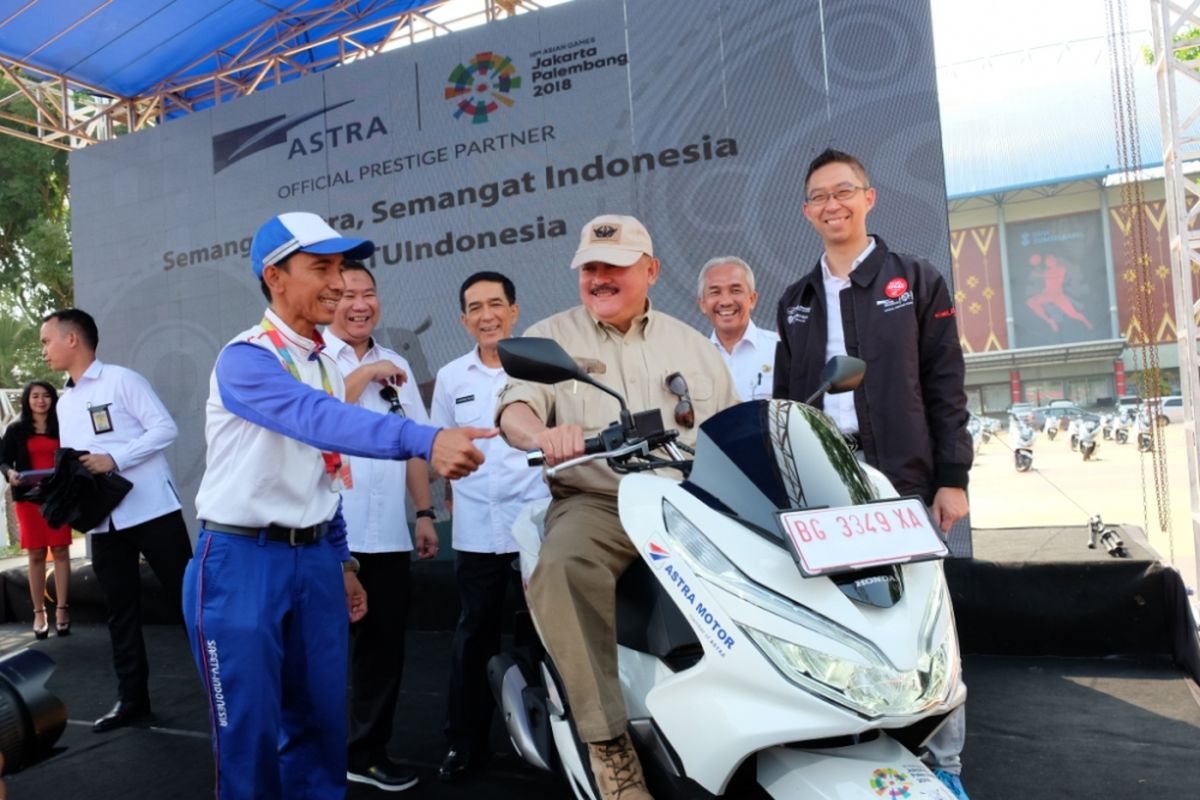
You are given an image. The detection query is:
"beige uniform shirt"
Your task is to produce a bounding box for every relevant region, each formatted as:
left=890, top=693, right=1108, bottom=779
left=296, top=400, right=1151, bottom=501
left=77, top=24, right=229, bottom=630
left=497, top=304, right=740, bottom=496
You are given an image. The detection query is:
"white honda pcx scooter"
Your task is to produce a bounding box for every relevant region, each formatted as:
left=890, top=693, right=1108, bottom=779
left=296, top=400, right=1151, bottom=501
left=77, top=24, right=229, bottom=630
left=489, top=338, right=965, bottom=799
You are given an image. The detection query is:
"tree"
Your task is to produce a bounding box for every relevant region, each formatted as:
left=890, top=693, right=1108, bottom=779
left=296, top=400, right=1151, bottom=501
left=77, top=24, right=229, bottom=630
left=1141, top=26, right=1200, bottom=65
left=0, top=73, right=72, bottom=387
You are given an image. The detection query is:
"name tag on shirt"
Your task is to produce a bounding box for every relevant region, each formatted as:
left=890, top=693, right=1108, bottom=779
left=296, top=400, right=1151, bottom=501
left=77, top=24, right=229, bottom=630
left=89, top=403, right=114, bottom=434
left=455, top=394, right=475, bottom=405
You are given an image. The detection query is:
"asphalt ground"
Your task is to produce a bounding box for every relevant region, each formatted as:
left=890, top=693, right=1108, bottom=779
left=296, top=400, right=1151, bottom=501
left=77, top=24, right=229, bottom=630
left=2, top=622, right=1198, bottom=800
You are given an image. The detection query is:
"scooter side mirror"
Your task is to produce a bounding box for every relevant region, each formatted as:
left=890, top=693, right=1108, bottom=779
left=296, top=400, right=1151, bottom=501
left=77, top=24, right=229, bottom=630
left=804, top=355, right=867, bottom=405
left=825, top=355, right=867, bottom=394
left=498, top=337, right=588, bottom=385
left=498, top=337, right=633, bottom=429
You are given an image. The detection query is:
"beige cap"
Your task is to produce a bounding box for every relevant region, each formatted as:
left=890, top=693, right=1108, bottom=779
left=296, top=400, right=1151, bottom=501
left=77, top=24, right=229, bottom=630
left=570, top=214, right=654, bottom=269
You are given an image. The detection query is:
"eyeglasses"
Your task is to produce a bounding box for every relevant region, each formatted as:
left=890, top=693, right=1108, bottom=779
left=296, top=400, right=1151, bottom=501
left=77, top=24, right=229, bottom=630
left=665, top=372, right=694, bottom=429
left=805, top=185, right=869, bottom=206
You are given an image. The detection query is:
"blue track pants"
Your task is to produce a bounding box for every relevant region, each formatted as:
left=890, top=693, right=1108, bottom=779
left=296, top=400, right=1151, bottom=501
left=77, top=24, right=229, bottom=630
left=183, top=527, right=348, bottom=800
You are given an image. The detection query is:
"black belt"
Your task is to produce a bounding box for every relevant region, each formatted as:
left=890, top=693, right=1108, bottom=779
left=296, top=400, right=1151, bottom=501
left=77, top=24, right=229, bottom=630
left=201, top=520, right=329, bottom=546
left=843, top=433, right=862, bottom=452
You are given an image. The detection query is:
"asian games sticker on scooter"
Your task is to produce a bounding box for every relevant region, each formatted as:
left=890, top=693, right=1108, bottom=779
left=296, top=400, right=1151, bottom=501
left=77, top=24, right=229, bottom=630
left=874, top=761, right=957, bottom=798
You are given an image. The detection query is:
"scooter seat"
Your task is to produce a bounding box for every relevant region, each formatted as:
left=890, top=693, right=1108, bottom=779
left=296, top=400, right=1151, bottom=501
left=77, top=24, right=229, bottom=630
left=615, top=559, right=702, bottom=671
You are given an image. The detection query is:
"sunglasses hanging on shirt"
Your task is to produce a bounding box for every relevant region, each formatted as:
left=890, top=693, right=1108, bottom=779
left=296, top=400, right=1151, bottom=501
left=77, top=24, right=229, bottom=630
left=380, top=385, right=405, bottom=416
left=664, top=372, right=695, bottom=429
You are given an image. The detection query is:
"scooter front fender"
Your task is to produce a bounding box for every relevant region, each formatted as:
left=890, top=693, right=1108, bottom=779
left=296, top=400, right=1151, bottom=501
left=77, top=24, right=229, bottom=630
left=757, top=736, right=954, bottom=799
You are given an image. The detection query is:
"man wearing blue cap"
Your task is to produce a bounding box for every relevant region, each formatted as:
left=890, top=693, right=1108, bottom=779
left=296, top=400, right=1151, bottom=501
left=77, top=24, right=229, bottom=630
left=184, top=212, right=495, bottom=800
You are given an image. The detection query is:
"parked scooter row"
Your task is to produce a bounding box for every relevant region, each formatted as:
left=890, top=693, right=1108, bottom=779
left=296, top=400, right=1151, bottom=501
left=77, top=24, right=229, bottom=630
left=1104, top=408, right=1154, bottom=451
left=968, top=414, right=1001, bottom=454
left=1004, top=402, right=1165, bottom=473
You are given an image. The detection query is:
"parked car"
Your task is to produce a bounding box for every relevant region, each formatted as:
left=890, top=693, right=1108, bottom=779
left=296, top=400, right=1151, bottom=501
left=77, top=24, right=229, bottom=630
left=1030, top=404, right=1101, bottom=429
left=1157, top=395, right=1184, bottom=425
left=1009, top=402, right=1036, bottom=422
left=1117, top=395, right=1142, bottom=411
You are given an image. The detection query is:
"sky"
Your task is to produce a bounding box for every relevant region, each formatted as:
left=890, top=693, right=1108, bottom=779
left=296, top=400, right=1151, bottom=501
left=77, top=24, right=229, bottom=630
left=927, top=0, right=1174, bottom=195
left=930, top=0, right=1152, bottom=67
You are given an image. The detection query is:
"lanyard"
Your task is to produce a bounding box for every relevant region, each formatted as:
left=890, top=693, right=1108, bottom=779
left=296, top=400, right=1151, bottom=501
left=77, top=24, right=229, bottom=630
left=259, top=317, right=347, bottom=489
left=260, top=317, right=335, bottom=394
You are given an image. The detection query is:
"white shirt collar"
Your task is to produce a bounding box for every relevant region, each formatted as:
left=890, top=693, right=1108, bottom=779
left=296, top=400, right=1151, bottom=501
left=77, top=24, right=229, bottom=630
left=466, top=345, right=504, bottom=373
left=708, top=319, right=764, bottom=352
left=321, top=328, right=375, bottom=362
left=820, top=236, right=876, bottom=282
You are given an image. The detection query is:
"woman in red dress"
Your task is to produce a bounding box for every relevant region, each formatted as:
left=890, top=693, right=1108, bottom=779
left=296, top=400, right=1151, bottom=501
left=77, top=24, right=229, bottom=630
left=2, top=380, right=72, bottom=638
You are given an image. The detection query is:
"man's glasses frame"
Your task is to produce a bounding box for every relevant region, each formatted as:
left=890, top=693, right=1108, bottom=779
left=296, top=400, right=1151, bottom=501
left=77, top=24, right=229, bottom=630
left=805, top=185, right=869, bottom=206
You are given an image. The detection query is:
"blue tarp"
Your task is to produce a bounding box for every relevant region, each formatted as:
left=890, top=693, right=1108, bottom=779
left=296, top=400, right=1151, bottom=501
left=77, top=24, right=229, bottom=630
left=0, top=1, right=428, bottom=100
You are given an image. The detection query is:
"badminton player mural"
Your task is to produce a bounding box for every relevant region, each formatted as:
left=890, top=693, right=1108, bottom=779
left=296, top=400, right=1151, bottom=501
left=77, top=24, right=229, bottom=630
left=1006, top=212, right=1112, bottom=347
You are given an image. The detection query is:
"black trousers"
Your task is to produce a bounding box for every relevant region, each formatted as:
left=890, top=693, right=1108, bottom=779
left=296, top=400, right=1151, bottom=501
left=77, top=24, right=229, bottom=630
left=347, top=551, right=411, bottom=769
left=444, top=551, right=524, bottom=754
left=90, top=509, right=192, bottom=704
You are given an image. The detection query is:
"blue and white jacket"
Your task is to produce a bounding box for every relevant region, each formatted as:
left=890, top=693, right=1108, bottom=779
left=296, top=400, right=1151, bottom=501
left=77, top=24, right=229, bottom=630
left=193, top=309, right=438, bottom=560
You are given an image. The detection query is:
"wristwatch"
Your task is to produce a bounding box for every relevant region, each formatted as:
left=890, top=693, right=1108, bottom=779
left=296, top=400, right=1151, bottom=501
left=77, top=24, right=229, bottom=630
left=341, top=557, right=361, bottom=574
left=415, top=508, right=436, bottom=520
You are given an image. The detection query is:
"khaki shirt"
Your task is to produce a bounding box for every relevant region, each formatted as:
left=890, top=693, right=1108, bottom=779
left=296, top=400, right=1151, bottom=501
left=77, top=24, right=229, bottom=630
left=497, top=304, right=739, bottom=496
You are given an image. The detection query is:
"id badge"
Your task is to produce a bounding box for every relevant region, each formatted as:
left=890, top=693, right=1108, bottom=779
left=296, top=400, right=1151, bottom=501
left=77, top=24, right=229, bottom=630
left=89, top=403, right=114, bottom=435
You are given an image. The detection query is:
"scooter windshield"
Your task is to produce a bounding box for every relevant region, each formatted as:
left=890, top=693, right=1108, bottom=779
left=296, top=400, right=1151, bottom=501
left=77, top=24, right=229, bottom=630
left=683, top=400, right=875, bottom=540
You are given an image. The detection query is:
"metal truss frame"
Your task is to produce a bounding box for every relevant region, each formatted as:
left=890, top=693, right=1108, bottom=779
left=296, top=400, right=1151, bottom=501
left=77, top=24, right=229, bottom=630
left=0, top=0, right=538, bottom=151
left=1150, top=0, right=1200, bottom=599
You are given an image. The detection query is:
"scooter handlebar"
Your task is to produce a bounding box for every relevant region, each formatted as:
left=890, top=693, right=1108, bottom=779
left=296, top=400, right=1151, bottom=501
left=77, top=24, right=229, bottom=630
left=526, top=435, right=605, bottom=467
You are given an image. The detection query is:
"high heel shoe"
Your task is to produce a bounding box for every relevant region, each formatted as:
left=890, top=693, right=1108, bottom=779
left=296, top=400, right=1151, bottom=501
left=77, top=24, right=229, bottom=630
left=55, top=605, right=71, bottom=637
left=33, top=607, right=49, bottom=640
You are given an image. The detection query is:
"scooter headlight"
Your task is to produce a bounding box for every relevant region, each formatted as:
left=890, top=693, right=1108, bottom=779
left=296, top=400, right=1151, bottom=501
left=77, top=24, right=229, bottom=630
left=661, top=499, right=957, bottom=719
left=743, top=624, right=952, bottom=719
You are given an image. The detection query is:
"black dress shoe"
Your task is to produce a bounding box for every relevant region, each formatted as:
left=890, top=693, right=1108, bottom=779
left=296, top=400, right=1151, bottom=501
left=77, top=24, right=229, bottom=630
left=438, top=747, right=471, bottom=783
left=347, top=761, right=419, bottom=792
left=92, top=699, right=151, bottom=733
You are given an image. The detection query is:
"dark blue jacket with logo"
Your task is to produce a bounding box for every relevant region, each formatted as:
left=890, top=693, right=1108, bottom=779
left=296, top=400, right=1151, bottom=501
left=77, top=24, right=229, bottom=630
left=772, top=235, right=972, bottom=504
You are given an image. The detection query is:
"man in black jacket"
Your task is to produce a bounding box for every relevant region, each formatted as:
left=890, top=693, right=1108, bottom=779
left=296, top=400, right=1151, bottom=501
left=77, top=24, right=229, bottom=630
left=773, top=148, right=973, bottom=799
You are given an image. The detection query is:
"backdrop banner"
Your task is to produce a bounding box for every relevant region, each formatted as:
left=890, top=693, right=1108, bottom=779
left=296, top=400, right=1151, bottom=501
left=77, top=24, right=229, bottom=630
left=1005, top=211, right=1111, bottom=348
left=69, top=0, right=952, bottom=530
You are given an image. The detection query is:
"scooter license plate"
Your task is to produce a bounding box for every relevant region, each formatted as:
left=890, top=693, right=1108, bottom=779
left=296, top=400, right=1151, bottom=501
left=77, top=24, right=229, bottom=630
left=777, top=498, right=948, bottom=577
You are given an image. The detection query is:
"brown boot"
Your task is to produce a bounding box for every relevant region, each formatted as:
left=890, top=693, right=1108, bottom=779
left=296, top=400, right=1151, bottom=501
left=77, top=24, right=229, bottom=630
left=587, top=732, right=653, bottom=800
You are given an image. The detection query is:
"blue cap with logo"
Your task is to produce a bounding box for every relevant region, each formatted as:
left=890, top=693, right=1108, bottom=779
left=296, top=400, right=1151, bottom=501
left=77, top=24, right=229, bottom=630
left=251, top=212, right=375, bottom=278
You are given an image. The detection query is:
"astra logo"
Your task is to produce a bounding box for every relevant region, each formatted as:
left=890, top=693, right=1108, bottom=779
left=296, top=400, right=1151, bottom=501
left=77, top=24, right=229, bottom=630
left=211, top=99, right=387, bottom=173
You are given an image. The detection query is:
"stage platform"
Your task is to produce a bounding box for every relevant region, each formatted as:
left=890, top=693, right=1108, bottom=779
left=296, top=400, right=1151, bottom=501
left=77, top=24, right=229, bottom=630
left=0, top=524, right=1196, bottom=799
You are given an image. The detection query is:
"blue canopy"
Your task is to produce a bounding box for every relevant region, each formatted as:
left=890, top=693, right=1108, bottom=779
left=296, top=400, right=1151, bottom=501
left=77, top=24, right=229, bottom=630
left=0, top=1, right=430, bottom=104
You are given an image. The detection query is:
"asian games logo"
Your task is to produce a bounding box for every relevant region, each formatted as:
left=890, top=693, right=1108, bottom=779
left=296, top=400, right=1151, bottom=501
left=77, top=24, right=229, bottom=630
left=445, top=51, right=522, bottom=123
left=869, top=767, right=912, bottom=798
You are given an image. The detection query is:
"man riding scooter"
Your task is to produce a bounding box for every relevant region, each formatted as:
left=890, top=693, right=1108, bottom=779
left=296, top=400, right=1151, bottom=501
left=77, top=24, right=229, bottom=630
left=496, top=215, right=739, bottom=799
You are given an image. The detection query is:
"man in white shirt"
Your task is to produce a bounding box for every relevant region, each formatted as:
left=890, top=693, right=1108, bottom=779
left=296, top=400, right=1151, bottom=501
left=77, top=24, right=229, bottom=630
left=698, top=256, right=779, bottom=401
left=429, top=271, right=549, bottom=781
left=325, top=262, right=433, bottom=793
left=39, top=307, right=193, bottom=733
